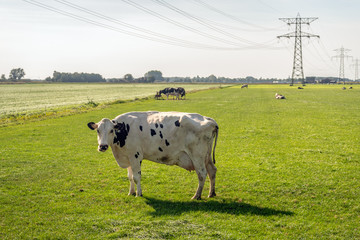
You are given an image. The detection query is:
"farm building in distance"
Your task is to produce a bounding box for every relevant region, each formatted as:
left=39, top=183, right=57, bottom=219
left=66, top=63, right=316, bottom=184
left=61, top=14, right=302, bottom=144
left=305, top=77, right=316, bottom=84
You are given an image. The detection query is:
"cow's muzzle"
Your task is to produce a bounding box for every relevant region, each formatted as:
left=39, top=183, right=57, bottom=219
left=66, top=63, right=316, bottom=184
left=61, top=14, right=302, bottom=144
left=98, top=144, right=108, bottom=152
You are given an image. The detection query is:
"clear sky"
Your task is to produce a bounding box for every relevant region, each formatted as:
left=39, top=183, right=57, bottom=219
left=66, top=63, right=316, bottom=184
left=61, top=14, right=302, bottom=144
left=1, top=0, right=359, bottom=80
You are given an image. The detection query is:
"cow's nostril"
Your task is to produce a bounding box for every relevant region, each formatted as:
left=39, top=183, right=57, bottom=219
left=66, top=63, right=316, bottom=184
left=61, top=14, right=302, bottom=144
left=100, top=145, right=108, bottom=151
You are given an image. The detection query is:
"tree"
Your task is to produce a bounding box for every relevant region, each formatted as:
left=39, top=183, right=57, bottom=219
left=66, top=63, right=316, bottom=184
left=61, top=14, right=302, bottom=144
left=124, top=74, right=134, bottom=82
left=1, top=74, right=6, bottom=81
left=9, top=68, right=25, bottom=81
left=144, top=70, right=163, bottom=82
left=208, top=74, right=217, bottom=83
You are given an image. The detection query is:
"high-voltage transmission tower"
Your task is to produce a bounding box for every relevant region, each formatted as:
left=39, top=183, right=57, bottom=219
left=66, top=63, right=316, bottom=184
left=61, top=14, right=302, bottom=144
left=278, top=13, right=319, bottom=86
left=332, top=47, right=352, bottom=84
left=351, top=58, right=359, bottom=81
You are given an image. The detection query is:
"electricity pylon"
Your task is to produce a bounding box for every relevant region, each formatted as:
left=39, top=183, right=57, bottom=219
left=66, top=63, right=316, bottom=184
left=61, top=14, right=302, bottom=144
left=351, top=58, right=359, bottom=81
left=333, top=47, right=352, bottom=84
left=278, top=13, right=319, bottom=86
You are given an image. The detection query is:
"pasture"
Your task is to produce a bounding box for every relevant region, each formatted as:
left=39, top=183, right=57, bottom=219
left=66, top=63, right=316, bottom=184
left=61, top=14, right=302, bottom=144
left=0, top=83, right=219, bottom=120
left=1, top=85, right=359, bottom=239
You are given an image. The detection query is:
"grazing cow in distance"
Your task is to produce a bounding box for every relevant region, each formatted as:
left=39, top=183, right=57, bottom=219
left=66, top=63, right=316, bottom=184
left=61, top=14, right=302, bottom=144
left=275, top=93, right=286, bottom=99
left=159, top=87, right=179, bottom=100
left=349, top=87, right=353, bottom=89
left=342, top=87, right=346, bottom=90
left=298, top=87, right=304, bottom=89
left=177, top=87, right=186, bottom=99
left=241, top=84, right=248, bottom=88
left=87, top=111, right=219, bottom=200
left=159, top=87, right=186, bottom=100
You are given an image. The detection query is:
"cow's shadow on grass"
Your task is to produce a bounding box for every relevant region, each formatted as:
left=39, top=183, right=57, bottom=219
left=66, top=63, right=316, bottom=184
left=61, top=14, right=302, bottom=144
left=144, top=197, right=293, bottom=217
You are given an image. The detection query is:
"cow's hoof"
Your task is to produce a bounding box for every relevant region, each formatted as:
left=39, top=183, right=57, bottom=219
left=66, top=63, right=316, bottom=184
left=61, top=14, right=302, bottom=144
left=208, top=192, right=216, bottom=198
left=191, top=195, right=201, bottom=200
left=128, top=192, right=136, bottom=196
left=136, top=194, right=143, bottom=198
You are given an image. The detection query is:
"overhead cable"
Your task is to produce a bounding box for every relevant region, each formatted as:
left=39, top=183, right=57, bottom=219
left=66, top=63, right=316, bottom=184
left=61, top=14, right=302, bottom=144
left=23, top=0, right=284, bottom=50
left=152, top=0, right=280, bottom=47
left=193, top=0, right=283, bottom=31
left=22, top=0, right=242, bottom=50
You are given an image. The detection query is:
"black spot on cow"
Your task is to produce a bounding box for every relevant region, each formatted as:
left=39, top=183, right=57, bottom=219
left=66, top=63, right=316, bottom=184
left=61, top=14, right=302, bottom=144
left=113, top=122, right=128, bottom=147
left=140, top=160, right=142, bottom=166
left=160, top=124, right=163, bottom=128
left=155, top=123, right=158, bottom=128
left=150, top=129, right=156, bottom=136
left=138, top=171, right=141, bottom=175
left=126, top=124, right=130, bottom=133
left=139, top=125, right=143, bottom=131
left=175, top=120, right=180, bottom=127
left=160, top=156, right=170, bottom=163
left=135, top=153, right=138, bottom=158
left=165, top=139, right=170, bottom=146
left=159, top=131, right=163, bottom=139
left=158, top=147, right=163, bottom=152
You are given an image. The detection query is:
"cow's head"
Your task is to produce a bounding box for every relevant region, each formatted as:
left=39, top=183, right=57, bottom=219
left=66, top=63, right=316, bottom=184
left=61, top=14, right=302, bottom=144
left=88, top=118, right=128, bottom=152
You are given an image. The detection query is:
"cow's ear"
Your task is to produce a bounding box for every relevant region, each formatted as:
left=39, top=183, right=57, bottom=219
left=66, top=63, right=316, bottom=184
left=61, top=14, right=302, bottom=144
left=87, top=122, right=98, bottom=130
left=112, top=120, right=119, bottom=129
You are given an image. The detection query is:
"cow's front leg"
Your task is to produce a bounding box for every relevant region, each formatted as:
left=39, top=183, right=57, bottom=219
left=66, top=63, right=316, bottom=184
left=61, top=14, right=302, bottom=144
left=130, top=161, right=142, bottom=197
left=127, top=167, right=136, bottom=196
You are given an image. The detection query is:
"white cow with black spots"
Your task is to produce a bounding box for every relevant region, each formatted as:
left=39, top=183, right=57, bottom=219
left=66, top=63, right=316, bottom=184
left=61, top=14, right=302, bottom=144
left=87, top=111, right=219, bottom=200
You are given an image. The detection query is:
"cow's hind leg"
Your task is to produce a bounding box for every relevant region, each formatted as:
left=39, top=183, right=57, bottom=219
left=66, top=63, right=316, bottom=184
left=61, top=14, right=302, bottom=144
left=192, top=160, right=207, bottom=200
left=206, top=158, right=217, bottom=198
left=127, top=167, right=136, bottom=196
left=130, top=161, right=142, bottom=197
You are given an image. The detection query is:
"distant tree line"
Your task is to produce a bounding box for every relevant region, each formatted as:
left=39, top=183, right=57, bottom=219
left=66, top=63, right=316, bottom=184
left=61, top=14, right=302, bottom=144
left=161, top=75, right=289, bottom=84
left=2, top=68, right=357, bottom=84
left=46, top=71, right=105, bottom=82
left=106, top=71, right=291, bottom=84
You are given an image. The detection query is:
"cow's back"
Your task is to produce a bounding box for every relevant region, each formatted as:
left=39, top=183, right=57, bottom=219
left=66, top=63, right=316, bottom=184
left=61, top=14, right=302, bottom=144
left=112, top=111, right=217, bottom=166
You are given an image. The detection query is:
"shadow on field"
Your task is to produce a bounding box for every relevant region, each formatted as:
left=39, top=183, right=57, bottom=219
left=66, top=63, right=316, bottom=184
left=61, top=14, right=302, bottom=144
left=144, top=197, right=293, bottom=217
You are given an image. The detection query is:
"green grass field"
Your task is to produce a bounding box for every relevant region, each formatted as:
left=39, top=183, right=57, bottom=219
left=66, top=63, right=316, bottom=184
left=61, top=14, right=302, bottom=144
left=1, top=85, right=359, bottom=239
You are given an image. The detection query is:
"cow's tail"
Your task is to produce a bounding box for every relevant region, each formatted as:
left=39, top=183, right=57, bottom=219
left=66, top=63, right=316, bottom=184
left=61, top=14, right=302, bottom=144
left=212, top=124, right=219, bottom=164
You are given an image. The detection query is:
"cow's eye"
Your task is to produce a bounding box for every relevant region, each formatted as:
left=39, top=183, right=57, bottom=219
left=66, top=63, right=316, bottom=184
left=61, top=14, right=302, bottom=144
left=110, top=129, right=114, bottom=134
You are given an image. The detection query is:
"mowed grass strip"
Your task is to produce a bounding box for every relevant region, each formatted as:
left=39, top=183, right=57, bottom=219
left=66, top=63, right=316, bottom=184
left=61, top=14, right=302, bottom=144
left=0, top=83, right=222, bottom=117
left=0, top=85, right=359, bottom=239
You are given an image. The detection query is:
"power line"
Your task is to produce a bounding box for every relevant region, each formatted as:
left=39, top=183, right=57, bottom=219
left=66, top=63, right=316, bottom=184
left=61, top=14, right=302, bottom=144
left=152, top=0, right=279, bottom=48
left=52, top=0, right=234, bottom=50
left=123, top=0, right=281, bottom=49
left=23, top=0, right=285, bottom=51
left=193, top=0, right=283, bottom=31
left=22, top=0, right=261, bottom=50
left=122, top=0, right=249, bottom=48
left=308, top=40, right=337, bottom=73
left=277, top=13, right=319, bottom=86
